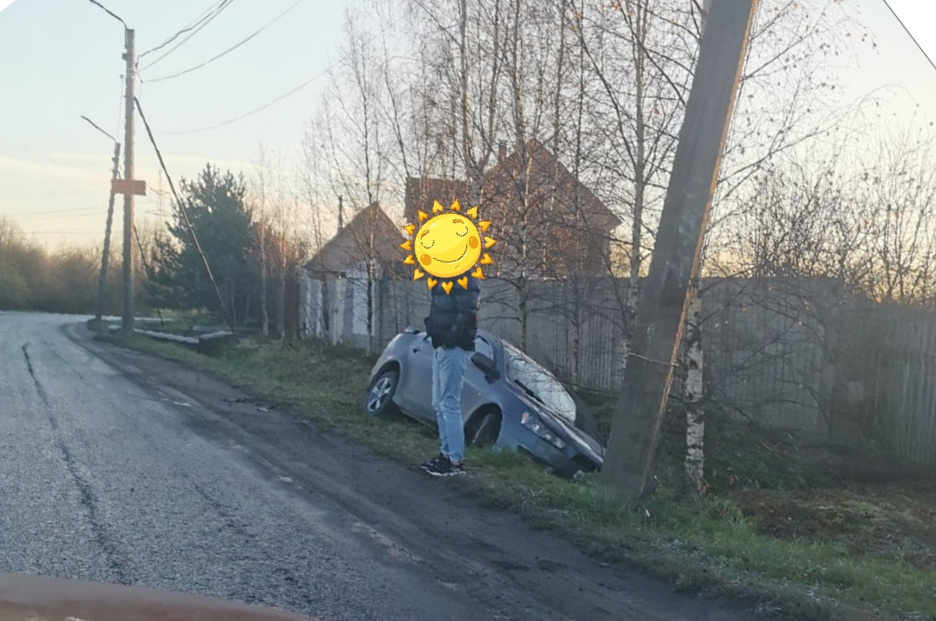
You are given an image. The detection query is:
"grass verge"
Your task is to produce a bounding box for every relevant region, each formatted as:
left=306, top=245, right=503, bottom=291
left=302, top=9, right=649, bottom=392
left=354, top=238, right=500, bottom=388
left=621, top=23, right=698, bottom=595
left=92, top=324, right=936, bottom=621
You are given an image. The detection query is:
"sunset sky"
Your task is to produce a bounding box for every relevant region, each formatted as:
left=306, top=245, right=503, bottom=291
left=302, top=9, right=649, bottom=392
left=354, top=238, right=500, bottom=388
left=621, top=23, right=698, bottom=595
left=0, top=0, right=934, bottom=248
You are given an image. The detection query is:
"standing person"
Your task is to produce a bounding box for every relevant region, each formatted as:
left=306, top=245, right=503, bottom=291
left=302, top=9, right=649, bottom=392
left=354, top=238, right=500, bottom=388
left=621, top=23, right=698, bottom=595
left=420, top=274, right=482, bottom=476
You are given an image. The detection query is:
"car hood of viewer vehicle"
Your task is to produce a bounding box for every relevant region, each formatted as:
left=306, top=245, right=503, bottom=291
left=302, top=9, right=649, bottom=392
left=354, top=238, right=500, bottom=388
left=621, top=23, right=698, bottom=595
left=0, top=571, right=316, bottom=621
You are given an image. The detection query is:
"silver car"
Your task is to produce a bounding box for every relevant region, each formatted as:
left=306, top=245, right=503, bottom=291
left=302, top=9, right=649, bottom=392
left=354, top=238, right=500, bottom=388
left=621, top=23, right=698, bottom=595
left=364, top=328, right=605, bottom=477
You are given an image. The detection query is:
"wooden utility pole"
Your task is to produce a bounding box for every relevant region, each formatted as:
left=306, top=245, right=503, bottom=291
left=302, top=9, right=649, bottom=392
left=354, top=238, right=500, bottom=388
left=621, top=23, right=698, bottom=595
left=121, top=27, right=136, bottom=334
left=94, top=141, right=121, bottom=321
left=601, top=0, right=760, bottom=497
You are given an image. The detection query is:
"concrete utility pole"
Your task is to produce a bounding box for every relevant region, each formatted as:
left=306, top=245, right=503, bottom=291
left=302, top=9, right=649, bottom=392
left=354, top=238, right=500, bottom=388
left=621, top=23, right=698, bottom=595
left=121, top=27, right=137, bottom=334
left=601, top=0, right=760, bottom=497
left=95, top=140, right=121, bottom=321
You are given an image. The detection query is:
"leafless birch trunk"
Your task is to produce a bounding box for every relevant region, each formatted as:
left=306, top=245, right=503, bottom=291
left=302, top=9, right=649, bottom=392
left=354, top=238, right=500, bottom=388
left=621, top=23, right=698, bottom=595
left=683, top=293, right=705, bottom=492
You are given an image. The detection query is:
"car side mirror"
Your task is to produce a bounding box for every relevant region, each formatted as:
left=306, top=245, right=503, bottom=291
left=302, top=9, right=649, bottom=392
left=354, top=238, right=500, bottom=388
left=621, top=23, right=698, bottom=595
left=471, top=352, right=499, bottom=382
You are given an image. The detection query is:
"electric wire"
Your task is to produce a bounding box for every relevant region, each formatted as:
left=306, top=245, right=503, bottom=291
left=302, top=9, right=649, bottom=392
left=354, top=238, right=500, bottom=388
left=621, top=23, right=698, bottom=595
left=133, top=95, right=238, bottom=335
left=161, top=10, right=408, bottom=135
left=139, top=0, right=236, bottom=71
left=26, top=230, right=105, bottom=236
left=145, top=0, right=304, bottom=83
left=139, top=0, right=227, bottom=59
left=138, top=0, right=233, bottom=71
left=7, top=207, right=101, bottom=219
left=115, top=74, right=124, bottom=148
left=161, top=68, right=329, bottom=135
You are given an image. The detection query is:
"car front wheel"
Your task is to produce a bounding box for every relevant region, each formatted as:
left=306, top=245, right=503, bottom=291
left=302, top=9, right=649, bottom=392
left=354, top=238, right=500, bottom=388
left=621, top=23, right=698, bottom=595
left=364, top=368, right=400, bottom=416
left=466, top=408, right=501, bottom=447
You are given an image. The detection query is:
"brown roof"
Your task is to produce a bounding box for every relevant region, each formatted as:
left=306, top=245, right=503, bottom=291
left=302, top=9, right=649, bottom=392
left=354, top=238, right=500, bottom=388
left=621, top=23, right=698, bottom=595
left=403, top=177, right=470, bottom=226
left=403, top=139, right=620, bottom=232
left=304, top=202, right=405, bottom=275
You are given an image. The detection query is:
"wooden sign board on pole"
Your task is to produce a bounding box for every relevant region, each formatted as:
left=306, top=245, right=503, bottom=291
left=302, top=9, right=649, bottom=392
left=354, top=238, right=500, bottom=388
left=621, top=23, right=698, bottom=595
left=111, top=179, right=146, bottom=196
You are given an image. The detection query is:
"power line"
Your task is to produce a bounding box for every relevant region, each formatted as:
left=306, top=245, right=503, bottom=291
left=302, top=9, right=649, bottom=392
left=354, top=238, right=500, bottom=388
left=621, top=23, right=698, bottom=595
left=134, top=95, right=238, bottom=336
left=881, top=0, right=936, bottom=73
left=144, top=0, right=304, bottom=83
left=114, top=74, right=125, bottom=151
left=161, top=68, right=330, bottom=135
left=4, top=207, right=101, bottom=219
left=16, top=210, right=102, bottom=221
left=26, top=229, right=106, bottom=236
left=157, top=9, right=407, bottom=136
left=138, top=0, right=226, bottom=59
left=139, top=0, right=236, bottom=71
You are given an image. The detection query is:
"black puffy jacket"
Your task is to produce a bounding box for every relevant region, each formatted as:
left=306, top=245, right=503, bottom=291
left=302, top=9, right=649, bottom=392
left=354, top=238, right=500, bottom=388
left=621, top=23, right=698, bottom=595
left=424, top=275, right=481, bottom=350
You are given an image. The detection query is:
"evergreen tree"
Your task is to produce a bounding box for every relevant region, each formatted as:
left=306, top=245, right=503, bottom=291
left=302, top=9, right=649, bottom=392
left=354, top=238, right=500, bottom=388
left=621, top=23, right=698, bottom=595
left=150, top=164, right=260, bottom=325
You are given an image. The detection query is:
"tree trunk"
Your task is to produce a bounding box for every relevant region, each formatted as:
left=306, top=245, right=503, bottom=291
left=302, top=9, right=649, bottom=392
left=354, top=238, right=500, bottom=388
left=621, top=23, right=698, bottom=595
left=684, top=294, right=705, bottom=493
left=277, top=254, right=286, bottom=340
left=259, top=221, right=270, bottom=338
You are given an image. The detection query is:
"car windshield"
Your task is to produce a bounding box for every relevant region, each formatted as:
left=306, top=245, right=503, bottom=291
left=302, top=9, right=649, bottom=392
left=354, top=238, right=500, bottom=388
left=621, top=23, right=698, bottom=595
left=502, top=343, right=576, bottom=424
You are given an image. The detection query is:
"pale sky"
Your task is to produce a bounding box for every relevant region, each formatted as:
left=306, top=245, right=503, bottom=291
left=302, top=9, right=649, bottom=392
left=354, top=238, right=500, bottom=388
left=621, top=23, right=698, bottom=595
left=0, top=0, right=935, bottom=248
left=0, top=0, right=350, bottom=246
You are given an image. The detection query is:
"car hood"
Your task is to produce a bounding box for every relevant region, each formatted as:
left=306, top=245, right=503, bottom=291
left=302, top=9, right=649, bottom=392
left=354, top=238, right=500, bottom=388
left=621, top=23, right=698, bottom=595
left=0, top=571, right=316, bottom=621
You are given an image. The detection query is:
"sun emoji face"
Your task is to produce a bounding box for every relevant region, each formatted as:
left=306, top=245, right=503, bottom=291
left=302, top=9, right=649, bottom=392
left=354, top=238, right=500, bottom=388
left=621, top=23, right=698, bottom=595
left=416, top=214, right=481, bottom=279
left=402, top=199, right=496, bottom=294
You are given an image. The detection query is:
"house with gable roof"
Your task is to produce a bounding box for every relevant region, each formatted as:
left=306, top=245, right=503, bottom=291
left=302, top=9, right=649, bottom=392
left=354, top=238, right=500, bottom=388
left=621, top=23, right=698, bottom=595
left=405, top=139, right=621, bottom=279
left=299, top=202, right=406, bottom=344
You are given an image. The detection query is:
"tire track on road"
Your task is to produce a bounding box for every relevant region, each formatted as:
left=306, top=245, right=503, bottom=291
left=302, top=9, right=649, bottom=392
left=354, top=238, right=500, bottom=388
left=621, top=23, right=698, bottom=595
left=22, top=343, right=48, bottom=403
left=23, top=341, right=135, bottom=586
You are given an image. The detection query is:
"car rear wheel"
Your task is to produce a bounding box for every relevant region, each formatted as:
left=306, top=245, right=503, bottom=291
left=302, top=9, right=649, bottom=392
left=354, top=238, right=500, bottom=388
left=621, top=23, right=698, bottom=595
left=364, top=367, right=400, bottom=416
left=466, top=408, right=501, bottom=448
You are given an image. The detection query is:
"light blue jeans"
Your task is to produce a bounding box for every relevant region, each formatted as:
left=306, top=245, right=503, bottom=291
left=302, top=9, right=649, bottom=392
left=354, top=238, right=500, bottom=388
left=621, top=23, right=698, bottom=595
left=432, top=346, right=469, bottom=464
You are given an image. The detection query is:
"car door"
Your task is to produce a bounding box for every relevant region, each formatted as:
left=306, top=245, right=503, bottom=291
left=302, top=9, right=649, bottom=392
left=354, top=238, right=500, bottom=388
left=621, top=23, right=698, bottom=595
left=398, top=333, right=435, bottom=422
left=459, top=335, right=497, bottom=421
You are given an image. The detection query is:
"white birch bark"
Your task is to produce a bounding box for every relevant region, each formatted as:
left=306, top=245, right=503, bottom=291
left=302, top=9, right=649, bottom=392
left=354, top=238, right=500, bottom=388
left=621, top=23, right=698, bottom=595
left=684, top=294, right=705, bottom=492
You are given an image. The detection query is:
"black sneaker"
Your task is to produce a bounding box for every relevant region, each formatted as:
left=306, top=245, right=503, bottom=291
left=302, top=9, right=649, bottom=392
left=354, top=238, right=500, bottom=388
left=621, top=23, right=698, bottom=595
left=424, top=457, right=466, bottom=477
left=446, top=460, right=466, bottom=476
left=420, top=453, right=446, bottom=472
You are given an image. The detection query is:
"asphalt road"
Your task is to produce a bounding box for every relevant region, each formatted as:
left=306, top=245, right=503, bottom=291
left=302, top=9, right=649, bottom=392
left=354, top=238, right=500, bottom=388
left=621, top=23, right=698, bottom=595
left=0, top=312, right=775, bottom=621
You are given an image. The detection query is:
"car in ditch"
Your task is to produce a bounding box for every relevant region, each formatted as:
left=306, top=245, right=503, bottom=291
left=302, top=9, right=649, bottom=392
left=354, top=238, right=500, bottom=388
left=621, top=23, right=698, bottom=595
left=364, top=328, right=605, bottom=477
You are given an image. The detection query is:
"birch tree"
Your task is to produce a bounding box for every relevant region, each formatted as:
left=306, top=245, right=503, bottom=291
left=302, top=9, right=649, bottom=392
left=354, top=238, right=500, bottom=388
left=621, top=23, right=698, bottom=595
left=683, top=293, right=705, bottom=492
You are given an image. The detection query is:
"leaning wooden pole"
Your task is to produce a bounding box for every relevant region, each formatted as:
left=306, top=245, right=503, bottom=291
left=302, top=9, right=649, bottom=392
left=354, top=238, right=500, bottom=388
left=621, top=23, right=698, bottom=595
left=94, top=141, right=121, bottom=321
left=600, top=0, right=760, bottom=497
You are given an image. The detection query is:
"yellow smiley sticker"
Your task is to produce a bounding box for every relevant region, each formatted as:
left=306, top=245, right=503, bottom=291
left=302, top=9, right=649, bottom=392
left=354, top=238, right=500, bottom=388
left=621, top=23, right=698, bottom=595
left=401, top=200, right=496, bottom=293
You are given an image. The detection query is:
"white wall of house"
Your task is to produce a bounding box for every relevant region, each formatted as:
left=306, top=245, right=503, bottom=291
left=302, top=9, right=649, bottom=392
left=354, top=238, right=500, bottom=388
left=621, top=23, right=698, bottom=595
left=298, top=270, right=326, bottom=339
left=346, top=261, right=381, bottom=340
